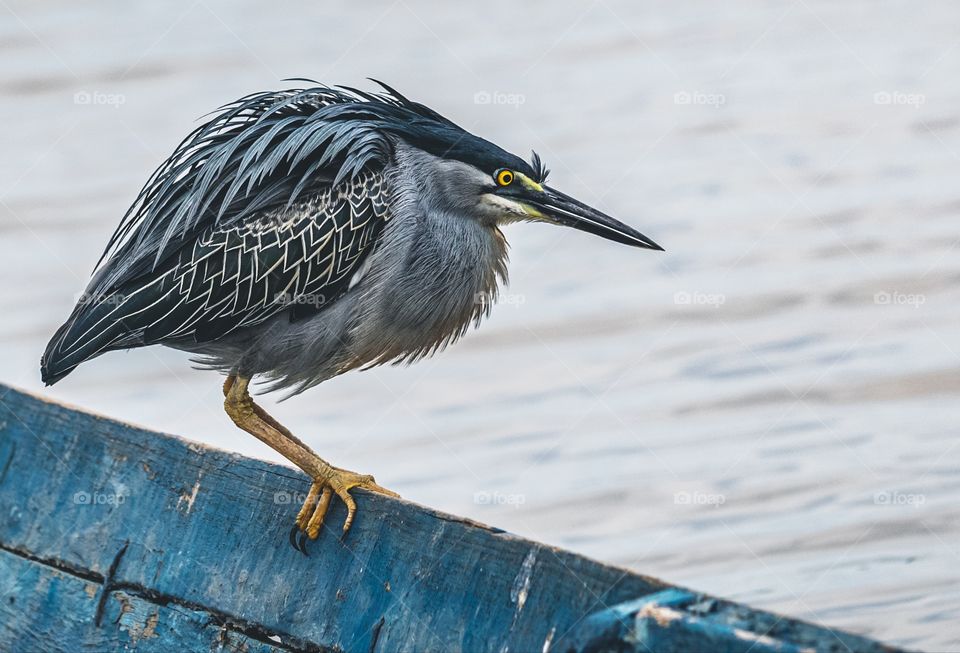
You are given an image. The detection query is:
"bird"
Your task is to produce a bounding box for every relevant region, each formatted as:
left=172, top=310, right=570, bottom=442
left=41, top=80, right=663, bottom=551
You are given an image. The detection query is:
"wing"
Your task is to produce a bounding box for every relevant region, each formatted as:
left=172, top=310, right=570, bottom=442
left=145, top=169, right=390, bottom=344
left=43, top=171, right=389, bottom=379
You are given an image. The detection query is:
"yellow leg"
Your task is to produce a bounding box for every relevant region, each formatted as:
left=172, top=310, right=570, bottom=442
left=223, top=375, right=397, bottom=542
left=305, top=486, right=334, bottom=538
left=294, top=481, right=322, bottom=530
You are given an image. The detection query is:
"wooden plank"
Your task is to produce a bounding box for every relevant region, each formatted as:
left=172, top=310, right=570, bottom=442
left=559, top=588, right=900, bottom=653
left=0, top=384, right=910, bottom=652
left=0, top=548, right=288, bottom=652
left=0, top=384, right=665, bottom=652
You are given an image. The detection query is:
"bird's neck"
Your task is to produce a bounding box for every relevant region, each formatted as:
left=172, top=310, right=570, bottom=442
left=344, top=159, right=509, bottom=366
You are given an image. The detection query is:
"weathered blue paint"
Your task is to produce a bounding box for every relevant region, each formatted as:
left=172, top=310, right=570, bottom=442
left=0, top=384, right=912, bottom=653
left=0, top=548, right=286, bottom=652
left=559, top=588, right=877, bottom=653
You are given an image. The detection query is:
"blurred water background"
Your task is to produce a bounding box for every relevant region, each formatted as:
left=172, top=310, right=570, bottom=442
left=1, top=1, right=959, bottom=649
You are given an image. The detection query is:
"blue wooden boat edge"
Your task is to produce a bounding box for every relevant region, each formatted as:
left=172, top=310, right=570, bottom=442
left=0, top=383, right=913, bottom=653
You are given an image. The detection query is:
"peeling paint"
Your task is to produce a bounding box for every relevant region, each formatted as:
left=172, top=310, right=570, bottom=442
left=639, top=604, right=681, bottom=628
left=500, top=548, right=539, bottom=653
left=141, top=462, right=156, bottom=480
left=540, top=626, right=555, bottom=653
left=729, top=625, right=815, bottom=652
left=176, top=472, right=202, bottom=514
left=510, top=548, right=537, bottom=614
left=117, top=594, right=134, bottom=619
left=118, top=599, right=160, bottom=643
left=142, top=611, right=159, bottom=639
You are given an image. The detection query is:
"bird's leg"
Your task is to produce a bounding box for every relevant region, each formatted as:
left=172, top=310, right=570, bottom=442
left=222, top=375, right=398, bottom=543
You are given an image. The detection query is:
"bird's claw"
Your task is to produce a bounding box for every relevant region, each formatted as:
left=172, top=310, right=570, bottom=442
left=288, top=525, right=310, bottom=556
left=286, top=470, right=398, bottom=553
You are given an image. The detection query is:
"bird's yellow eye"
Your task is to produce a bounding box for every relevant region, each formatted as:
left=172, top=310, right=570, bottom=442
left=496, top=169, right=514, bottom=187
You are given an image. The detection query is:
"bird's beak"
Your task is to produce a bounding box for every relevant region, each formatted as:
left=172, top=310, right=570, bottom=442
left=526, top=185, right=663, bottom=250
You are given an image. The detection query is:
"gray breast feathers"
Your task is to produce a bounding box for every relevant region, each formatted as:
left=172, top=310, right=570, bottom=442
left=341, top=158, right=511, bottom=372
left=241, top=202, right=510, bottom=396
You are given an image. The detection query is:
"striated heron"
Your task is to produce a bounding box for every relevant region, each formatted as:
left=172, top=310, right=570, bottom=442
left=41, top=81, right=662, bottom=551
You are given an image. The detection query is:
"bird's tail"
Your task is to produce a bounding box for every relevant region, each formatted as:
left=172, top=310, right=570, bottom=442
left=40, top=292, right=145, bottom=385
left=41, top=321, right=79, bottom=385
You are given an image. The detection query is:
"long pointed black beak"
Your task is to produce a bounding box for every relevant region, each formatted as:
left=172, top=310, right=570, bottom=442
left=527, top=185, right=663, bottom=250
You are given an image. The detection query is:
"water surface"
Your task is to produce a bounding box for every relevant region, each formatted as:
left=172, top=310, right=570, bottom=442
left=1, top=1, right=958, bottom=649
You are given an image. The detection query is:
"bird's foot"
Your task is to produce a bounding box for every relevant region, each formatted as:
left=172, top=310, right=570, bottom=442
left=289, top=467, right=398, bottom=554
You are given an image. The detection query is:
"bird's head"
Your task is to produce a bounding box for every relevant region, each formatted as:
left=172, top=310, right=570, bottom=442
left=477, top=157, right=662, bottom=250
left=393, top=124, right=663, bottom=251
